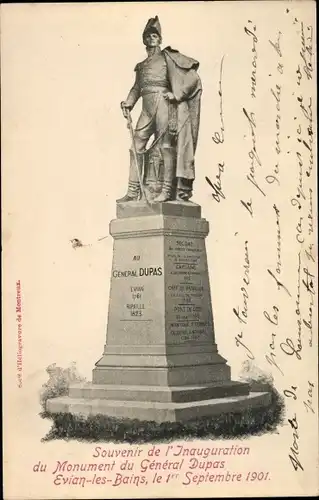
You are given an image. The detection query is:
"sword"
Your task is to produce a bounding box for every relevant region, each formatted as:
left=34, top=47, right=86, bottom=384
left=121, top=102, right=149, bottom=204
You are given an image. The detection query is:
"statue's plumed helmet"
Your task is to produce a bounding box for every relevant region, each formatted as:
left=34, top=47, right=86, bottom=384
left=143, top=16, right=162, bottom=43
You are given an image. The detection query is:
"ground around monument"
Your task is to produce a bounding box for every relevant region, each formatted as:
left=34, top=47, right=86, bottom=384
left=39, top=364, right=285, bottom=443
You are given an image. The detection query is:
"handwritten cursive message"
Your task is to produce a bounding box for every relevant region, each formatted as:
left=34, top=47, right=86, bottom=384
left=209, top=4, right=317, bottom=481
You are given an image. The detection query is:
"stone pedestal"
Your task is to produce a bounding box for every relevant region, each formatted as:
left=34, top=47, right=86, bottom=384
left=47, top=201, right=270, bottom=422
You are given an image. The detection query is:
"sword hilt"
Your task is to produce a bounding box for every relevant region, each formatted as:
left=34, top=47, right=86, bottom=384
left=121, top=102, right=131, bottom=125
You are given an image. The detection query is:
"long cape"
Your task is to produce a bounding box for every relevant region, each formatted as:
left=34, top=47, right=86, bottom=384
left=163, top=46, right=202, bottom=152
left=162, top=47, right=202, bottom=179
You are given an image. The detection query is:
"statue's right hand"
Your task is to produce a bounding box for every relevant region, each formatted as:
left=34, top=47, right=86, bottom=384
left=120, top=101, right=131, bottom=119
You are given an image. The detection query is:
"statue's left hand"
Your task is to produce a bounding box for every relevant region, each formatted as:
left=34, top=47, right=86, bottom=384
left=163, top=92, right=176, bottom=102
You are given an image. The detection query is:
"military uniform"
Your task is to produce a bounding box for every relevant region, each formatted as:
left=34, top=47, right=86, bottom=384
left=119, top=16, right=202, bottom=203
left=124, top=48, right=176, bottom=201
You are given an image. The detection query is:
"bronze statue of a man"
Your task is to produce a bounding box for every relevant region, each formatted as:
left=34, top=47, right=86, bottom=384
left=117, top=16, right=202, bottom=203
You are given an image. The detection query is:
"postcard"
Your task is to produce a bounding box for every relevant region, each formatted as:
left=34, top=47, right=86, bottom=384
left=2, top=1, right=318, bottom=498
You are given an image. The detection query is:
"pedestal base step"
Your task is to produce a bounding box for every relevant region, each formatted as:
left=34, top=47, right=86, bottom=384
left=46, top=392, right=271, bottom=423
left=69, top=380, right=250, bottom=403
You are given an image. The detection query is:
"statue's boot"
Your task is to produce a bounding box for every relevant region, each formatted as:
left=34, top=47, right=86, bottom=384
left=116, top=181, right=140, bottom=203
left=116, top=151, right=142, bottom=203
left=153, top=148, right=175, bottom=203
left=176, top=177, right=193, bottom=202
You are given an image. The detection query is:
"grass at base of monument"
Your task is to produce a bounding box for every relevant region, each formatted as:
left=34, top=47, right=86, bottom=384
left=40, top=383, right=285, bottom=443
